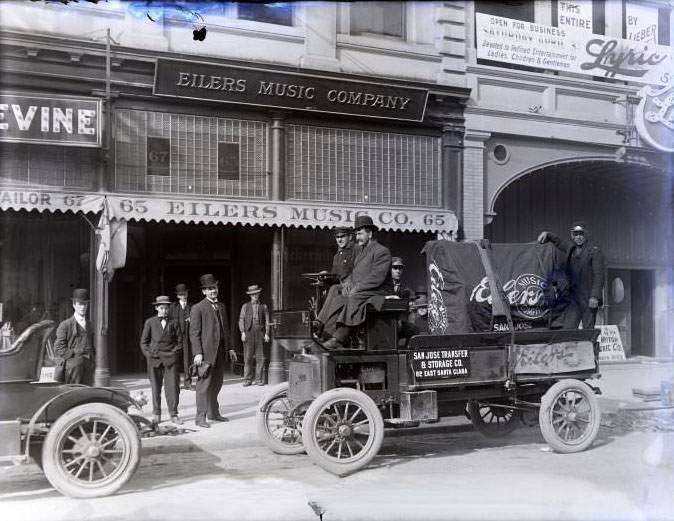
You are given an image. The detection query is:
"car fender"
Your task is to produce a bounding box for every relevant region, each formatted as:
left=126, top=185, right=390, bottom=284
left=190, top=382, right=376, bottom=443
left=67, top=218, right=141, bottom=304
left=23, top=387, right=142, bottom=459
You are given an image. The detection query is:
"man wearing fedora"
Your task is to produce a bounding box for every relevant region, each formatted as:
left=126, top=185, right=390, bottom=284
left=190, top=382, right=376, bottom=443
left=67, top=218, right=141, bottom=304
left=318, top=215, right=393, bottom=348
left=169, top=283, right=193, bottom=390
left=54, top=288, right=95, bottom=385
left=538, top=221, right=606, bottom=329
left=140, top=296, right=183, bottom=425
left=190, top=274, right=237, bottom=428
left=390, top=256, right=413, bottom=299
left=238, top=284, right=270, bottom=386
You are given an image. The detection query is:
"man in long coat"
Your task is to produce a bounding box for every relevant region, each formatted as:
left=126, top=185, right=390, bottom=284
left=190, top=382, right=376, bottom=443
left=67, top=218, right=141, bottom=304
left=190, top=274, right=237, bottom=428
left=140, top=295, right=183, bottom=425
left=169, top=283, right=192, bottom=390
left=538, top=221, right=605, bottom=329
left=53, top=288, right=95, bottom=385
left=320, top=215, right=393, bottom=348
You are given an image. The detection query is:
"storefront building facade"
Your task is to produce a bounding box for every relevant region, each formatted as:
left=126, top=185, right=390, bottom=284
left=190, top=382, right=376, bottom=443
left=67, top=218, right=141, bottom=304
left=0, top=2, right=468, bottom=378
left=447, top=0, right=674, bottom=359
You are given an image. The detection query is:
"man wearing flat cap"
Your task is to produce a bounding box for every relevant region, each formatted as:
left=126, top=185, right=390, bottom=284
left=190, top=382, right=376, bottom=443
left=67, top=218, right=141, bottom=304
left=54, top=288, right=95, bottom=385
left=331, top=226, right=356, bottom=283
left=538, top=221, right=605, bottom=329
left=390, top=257, right=413, bottom=299
left=238, top=284, right=271, bottom=386
left=140, top=296, right=183, bottom=425
left=190, top=274, right=237, bottom=428
left=169, top=283, right=193, bottom=390
left=317, top=215, right=393, bottom=348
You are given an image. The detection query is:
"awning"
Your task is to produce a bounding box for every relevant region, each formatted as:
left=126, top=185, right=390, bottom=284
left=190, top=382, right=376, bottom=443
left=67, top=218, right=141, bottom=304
left=0, top=188, right=457, bottom=234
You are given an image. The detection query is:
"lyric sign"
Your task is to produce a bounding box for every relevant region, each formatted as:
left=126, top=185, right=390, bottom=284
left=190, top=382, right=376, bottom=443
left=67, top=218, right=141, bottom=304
left=513, top=341, right=596, bottom=374
left=476, top=13, right=673, bottom=85
left=412, top=348, right=471, bottom=380
left=154, top=59, right=428, bottom=121
left=0, top=93, right=101, bottom=146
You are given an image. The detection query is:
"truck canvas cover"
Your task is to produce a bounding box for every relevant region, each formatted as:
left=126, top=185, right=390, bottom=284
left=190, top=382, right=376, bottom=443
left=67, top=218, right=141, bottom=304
left=423, top=240, right=568, bottom=335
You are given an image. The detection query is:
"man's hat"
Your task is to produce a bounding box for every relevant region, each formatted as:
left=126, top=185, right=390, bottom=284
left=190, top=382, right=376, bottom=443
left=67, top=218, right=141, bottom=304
left=175, top=283, right=188, bottom=295
left=391, top=257, right=405, bottom=267
left=153, top=295, right=172, bottom=306
left=71, top=288, right=90, bottom=303
left=333, top=226, right=351, bottom=236
left=200, top=273, right=219, bottom=288
left=353, top=215, right=377, bottom=232
left=570, top=221, right=587, bottom=233
left=246, top=284, right=263, bottom=295
left=415, top=295, right=428, bottom=308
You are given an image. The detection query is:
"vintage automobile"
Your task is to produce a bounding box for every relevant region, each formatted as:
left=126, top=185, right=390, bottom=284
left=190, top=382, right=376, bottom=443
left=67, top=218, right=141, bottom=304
left=257, top=239, right=602, bottom=476
left=0, top=319, right=143, bottom=498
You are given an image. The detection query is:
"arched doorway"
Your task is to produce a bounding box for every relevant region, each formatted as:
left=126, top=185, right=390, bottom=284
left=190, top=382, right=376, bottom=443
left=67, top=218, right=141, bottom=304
left=486, top=160, right=674, bottom=358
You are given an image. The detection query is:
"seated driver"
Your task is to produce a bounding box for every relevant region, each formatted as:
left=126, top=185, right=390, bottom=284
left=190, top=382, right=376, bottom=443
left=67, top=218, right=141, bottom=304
left=314, top=216, right=392, bottom=349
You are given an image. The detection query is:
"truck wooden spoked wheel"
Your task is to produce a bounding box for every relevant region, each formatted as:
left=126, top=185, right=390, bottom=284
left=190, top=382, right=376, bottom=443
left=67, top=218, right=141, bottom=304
left=539, top=379, right=600, bottom=453
left=467, top=400, right=521, bottom=438
left=42, top=403, right=141, bottom=498
left=257, top=382, right=306, bottom=455
left=302, top=388, right=384, bottom=476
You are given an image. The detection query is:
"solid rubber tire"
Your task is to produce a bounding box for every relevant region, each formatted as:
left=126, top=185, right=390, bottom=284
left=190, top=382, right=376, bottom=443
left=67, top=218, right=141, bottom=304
left=256, top=382, right=305, bottom=455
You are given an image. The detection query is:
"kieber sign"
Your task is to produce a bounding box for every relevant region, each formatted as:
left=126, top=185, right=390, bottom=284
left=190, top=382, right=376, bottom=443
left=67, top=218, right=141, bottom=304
left=0, top=94, right=101, bottom=147
left=154, top=58, right=428, bottom=122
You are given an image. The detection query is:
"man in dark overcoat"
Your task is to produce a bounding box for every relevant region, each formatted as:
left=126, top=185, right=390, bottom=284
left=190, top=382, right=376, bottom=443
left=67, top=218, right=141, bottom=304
left=169, top=283, right=192, bottom=390
left=538, top=221, right=605, bottom=329
left=238, top=284, right=271, bottom=386
left=190, top=274, right=238, bottom=428
left=320, top=215, right=393, bottom=348
left=140, top=295, right=183, bottom=425
left=53, top=288, right=95, bottom=385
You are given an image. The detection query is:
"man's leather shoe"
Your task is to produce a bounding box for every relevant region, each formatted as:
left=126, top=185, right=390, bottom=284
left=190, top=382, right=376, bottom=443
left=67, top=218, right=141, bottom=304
left=195, top=418, right=210, bottom=428
left=151, top=414, right=161, bottom=425
left=242, top=381, right=252, bottom=387
left=208, top=413, right=229, bottom=422
left=171, top=415, right=183, bottom=425
left=255, top=381, right=265, bottom=386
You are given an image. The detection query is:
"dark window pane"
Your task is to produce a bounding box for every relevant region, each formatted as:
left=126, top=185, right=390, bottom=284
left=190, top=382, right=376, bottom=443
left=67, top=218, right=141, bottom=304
left=350, top=1, right=404, bottom=38
left=218, top=143, right=240, bottom=181
left=237, top=3, right=293, bottom=26
left=658, top=8, right=670, bottom=45
left=593, top=0, right=605, bottom=35
left=146, top=137, right=170, bottom=177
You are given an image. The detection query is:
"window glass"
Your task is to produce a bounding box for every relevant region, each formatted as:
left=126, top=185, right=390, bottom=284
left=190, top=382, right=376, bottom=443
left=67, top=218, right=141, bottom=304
left=350, top=1, right=404, bottom=38
left=237, top=2, right=294, bottom=26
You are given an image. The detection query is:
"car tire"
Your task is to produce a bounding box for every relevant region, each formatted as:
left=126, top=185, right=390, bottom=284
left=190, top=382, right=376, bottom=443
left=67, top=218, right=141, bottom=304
left=256, top=382, right=305, bottom=455
left=42, top=402, right=140, bottom=498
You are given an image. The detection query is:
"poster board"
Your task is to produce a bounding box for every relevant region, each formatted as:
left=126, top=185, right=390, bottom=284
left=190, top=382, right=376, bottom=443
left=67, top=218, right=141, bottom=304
left=596, top=325, right=626, bottom=361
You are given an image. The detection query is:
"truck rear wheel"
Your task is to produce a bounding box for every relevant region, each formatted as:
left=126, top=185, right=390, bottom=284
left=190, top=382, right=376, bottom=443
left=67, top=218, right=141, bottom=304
left=539, top=379, right=600, bottom=453
left=42, top=403, right=140, bottom=498
left=256, top=382, right=305, bottom=455
left=302, top=388, right=384, bottom=477
left=468, top=400, right=520, bottom=438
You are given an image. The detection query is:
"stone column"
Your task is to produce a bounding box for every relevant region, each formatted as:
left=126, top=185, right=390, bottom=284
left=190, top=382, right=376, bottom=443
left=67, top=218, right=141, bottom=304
left=299, top=3, right=340, bottom=71
left=462, top=130, right=491, bottom=240
left=441, top=122, right=465, bottom=238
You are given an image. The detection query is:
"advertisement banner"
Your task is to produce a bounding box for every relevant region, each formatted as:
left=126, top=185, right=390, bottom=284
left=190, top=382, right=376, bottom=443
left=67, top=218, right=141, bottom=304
left=476, top=13, right=673, bottom=85
left=596, top=325, right=627, bottom=361
left=625, top=2, right=659, bottom=45
left=424, top=241, right=568, bottom=335
left=0, top=93, right=101, bottom=147
left=557, top=0, right=593, bottom=33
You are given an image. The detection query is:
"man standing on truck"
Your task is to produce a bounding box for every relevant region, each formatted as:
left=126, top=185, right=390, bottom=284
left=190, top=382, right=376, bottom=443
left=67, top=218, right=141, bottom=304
left=318, top=215, right=393, bottom=349
left=538, top=221, right=605, bottom=329
left=53, top=288, right=95, bottom=385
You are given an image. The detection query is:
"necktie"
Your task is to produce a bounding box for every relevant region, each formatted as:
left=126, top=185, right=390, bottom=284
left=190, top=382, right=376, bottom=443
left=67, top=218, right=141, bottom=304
left=213, top=303, right=225, bottom=340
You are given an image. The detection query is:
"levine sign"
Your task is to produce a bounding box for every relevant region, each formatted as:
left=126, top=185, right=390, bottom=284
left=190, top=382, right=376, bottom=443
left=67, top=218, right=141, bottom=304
left=0, top=94, right=101, bottom=147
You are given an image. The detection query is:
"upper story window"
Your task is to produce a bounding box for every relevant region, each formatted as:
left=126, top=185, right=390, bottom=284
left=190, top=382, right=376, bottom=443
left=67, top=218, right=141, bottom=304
left=475, top=1, right=534, bottom=23
left=349, top=1, right=405, bottom=38
left=237, top=2, right=294, bottom=26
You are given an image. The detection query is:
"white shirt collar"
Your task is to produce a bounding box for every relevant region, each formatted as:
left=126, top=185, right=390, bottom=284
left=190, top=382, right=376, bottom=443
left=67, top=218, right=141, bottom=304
left=73, top=314, right=86, bottom=328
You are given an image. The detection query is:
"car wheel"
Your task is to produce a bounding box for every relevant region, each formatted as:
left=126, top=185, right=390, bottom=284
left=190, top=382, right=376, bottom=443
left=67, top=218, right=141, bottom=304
left=467, top=399, right=520, bottom=438
left=256, top=382, right=306, bottom=455
left=302, top=388, right=384, bottom=477
left=42, top=402, right=140, bottom=498
left=539, top=379, right=600, bottom=453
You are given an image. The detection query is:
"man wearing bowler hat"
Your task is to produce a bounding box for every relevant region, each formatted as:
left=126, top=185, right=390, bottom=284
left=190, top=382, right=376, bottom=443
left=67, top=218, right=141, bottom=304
left=317, top=215, right=393, bottom=348
left=538, top=221, right=605, bottom=329
left=169, top=283, right=193, bottom=390
left=54, top=288, right=95, bottom=385
left=390, top=257, right=413, bottom=299
left=140, top=296, right=183, bottom=425
left=238, top=284, right=270, bottom=386
left=190, top=274, right=237, bottom=428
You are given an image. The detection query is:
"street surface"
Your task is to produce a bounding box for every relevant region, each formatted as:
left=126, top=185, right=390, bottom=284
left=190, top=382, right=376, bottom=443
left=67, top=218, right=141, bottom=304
left=1, top=409, right=673, bottom=521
